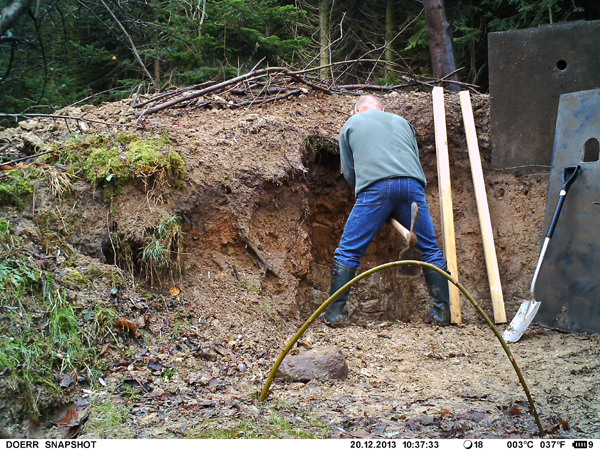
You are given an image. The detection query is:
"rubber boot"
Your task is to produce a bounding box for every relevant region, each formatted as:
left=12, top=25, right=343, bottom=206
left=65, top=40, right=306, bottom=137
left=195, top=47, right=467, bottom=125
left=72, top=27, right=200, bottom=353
left=423, top=266, right=451, bottom=325
left=322, top=260, right=356, bottom=324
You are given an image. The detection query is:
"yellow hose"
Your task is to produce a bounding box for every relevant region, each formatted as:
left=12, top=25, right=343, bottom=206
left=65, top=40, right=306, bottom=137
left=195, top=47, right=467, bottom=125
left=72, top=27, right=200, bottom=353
left=258, top=260, right=544, bottom=436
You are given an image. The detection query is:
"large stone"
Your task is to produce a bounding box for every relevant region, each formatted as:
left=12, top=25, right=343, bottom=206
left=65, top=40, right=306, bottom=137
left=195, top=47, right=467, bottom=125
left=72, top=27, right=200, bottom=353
left=276, top=347, right=349, bottom=382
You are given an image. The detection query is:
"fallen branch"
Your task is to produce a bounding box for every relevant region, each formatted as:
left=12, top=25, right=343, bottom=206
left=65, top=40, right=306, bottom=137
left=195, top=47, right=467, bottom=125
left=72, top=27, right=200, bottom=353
left=288, top=73, right=331, bottom=94
left=229, top=87, right=296, bottom=96
left=229, top=89, right=303, bottom=109
left=66, top=85, right=135, bottom=108
left=133, top=60, right=482, bottom=116
left=0, top=113, right=145, bottom=129
left=1, top=148, right=60, bottom=165
left=333, top=83, right=417, bottom=92
left=136, top=66, right=293, bottom=116
left=133, top=80, right=217, bottom=109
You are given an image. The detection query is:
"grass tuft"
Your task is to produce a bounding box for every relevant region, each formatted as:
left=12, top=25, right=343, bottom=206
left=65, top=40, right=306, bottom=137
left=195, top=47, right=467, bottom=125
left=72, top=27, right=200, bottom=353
left=0, top=225, right=120, bottom=417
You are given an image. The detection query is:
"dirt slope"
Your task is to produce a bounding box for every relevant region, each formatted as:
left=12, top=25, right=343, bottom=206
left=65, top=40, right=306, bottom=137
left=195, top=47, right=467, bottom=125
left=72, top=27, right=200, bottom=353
left=1, top=89, right=599, bottom=439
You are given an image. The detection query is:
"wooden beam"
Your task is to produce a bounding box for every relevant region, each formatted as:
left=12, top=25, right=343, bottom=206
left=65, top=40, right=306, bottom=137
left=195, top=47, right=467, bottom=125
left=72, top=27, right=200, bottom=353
left=459, top=91, right=507, bottom=323
left=432, top=86, right=461, bottom=323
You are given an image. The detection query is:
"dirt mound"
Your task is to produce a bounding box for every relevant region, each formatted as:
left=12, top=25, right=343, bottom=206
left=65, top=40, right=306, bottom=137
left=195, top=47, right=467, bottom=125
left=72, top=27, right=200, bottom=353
left=1, top=89, right=598, bottom=439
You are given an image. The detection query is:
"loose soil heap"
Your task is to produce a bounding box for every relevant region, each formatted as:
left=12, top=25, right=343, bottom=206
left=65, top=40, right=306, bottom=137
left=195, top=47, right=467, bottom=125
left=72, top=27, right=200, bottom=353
left=0, top=90, right=598, bottom=439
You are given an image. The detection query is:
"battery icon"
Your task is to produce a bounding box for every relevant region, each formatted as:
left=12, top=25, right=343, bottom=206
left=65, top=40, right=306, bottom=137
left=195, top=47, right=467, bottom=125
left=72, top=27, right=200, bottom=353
left=573, top=442, right=588, bottom=449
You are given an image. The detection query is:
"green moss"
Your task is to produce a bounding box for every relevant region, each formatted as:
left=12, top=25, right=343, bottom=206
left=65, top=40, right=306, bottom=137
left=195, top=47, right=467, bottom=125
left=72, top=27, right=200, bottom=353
left=115, top=133, right=138, bottom=145
left=86, top=267, right=123, bottom=285
left=62, top=269, right=89, bottom=288
left=305, top=134, right=338, bottom=159
left=87, top=147, right=130, bottom=184
left=58, top=134, right=185, bottom=202
left=0, top=170, right=36, bottom=208
left=83, top=397, right=134, bottom=438
left=168, top=151, right=186, bottom=188
left=188, top=406, right=331, bottom=439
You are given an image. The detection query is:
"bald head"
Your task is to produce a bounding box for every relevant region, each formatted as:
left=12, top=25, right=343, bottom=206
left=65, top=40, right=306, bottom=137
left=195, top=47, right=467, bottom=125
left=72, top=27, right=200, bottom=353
left=354, top=95, right=384, bottom=114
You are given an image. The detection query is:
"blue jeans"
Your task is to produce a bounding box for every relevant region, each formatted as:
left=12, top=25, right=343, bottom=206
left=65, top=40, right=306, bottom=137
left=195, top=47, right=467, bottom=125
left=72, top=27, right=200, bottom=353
left=334, top=177, right=447, bottom=269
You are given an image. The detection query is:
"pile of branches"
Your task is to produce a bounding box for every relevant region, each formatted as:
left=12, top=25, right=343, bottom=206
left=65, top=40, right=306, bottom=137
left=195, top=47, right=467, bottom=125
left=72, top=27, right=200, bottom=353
left=132, top=60, right=477, bottom=120
left=0, top=60, right=477, bottom=130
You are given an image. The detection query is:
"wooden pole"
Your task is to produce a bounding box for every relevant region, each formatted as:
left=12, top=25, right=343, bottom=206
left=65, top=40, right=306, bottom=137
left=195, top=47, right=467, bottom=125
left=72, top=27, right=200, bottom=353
left=432, top=86, right=461, bottom=323
left=459, top=91, right=507, bottom=323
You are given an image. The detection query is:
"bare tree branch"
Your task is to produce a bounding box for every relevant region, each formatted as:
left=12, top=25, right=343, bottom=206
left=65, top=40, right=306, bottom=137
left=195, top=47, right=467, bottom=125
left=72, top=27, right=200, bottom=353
left=135, top=66, right=292, bottom=115
left=0, top=113, right=146, bottom=129
left=98, top=0, right=158, bottom=89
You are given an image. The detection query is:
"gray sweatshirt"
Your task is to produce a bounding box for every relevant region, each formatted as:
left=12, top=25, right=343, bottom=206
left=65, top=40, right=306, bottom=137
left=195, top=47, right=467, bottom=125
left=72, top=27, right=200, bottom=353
left=339, top=109, right=427, bottom=196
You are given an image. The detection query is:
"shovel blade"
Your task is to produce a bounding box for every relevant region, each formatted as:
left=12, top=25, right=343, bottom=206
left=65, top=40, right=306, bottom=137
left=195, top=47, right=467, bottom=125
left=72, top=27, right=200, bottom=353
left=502, top=300, right=541, bottom=343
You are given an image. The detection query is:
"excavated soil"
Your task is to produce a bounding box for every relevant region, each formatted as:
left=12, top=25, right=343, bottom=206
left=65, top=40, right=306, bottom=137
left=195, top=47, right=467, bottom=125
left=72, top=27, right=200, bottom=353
left=1, top=90, right=599, bottom=439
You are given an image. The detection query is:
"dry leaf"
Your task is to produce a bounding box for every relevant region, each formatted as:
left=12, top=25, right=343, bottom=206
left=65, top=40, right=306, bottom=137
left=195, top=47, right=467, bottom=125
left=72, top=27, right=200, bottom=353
left=148, top=388, right=165, bottom=399
left=506, top=406, right=523, bottom=416
left=21, top=418, right=41, bottom=439
left=55, top=408, right=79, bottom=426
left=117, top=318, right=141, bottom=337
left=99, top=342, right=112, bottom=356
left=55, top=404, right=89, bottom=439
left=349, top=430, right=374, bottom=439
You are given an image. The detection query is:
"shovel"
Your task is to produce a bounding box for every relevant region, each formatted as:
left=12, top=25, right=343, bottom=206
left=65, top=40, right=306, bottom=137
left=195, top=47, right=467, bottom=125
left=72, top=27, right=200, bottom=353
left=503, top=164, right=581, bottom=343
left=389, top=202, right=422, bottom=277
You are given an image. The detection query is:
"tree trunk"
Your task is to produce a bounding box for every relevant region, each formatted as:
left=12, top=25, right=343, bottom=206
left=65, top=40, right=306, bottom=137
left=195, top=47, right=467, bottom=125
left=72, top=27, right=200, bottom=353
left=385, top=0, right=395, bottom=75
left=0, top=0, right=34, bottom=37
left=319, top=0, right=332, bottom=80
left=423, top=0, right=459, bottom=92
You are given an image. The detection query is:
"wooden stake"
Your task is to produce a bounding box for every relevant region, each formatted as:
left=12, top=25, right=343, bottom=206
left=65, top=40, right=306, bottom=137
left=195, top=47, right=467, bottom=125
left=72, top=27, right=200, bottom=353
left=459, top=91, right=507, bottom=323
left=432, top=87, right=461, bottom=323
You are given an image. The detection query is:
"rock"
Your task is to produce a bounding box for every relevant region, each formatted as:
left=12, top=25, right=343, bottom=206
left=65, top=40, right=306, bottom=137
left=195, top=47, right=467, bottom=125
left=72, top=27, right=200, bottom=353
left=276, top=346, right=349, bottom=382
left=21, top=133, right=44, bottom=154
left=18, top=120, right=38, bottom=131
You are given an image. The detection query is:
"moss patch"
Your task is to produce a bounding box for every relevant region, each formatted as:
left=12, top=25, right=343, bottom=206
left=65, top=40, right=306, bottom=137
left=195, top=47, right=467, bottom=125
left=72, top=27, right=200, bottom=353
left=0, top=170, right=36, bottom=208
left=53, top=133, right=186, bottom=202
left=85, top=267, right=123, bottom=285
left=62, top=269, right=89, bottom=288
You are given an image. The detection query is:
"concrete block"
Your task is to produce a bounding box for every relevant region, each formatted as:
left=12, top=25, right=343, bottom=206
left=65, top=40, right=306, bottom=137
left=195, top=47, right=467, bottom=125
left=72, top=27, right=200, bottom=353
left=489, top=20, right=600, bottom=168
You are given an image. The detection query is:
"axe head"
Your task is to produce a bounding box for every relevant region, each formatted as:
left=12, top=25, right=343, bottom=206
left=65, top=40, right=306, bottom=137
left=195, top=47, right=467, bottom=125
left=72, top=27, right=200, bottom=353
left=397, top=234, right=422, bottom=277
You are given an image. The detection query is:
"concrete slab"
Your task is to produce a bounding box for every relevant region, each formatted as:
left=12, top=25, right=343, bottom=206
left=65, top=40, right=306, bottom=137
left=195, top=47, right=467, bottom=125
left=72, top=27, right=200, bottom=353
left=488, top=20, right=600, bottom=168
left=535, top=89, right=600, bottom=334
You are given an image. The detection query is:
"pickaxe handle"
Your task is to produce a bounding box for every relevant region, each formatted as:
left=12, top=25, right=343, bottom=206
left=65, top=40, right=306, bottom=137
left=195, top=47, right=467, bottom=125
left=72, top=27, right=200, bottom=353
left=389, top=203, right=419, bottom=247
left=390, top=218, right=411, bottom=241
